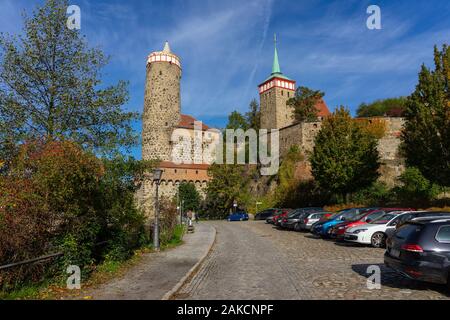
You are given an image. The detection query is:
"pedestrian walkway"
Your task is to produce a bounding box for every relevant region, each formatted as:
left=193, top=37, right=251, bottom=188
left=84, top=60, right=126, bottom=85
left=87, top=223, right=216, bottom=300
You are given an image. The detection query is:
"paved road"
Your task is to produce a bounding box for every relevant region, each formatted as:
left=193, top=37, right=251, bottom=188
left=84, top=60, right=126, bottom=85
left=175, top=221, right=449, bottom=300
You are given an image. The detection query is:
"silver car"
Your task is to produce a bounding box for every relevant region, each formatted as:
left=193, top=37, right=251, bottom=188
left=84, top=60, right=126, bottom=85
left=295, top=212, right=331, bottom=231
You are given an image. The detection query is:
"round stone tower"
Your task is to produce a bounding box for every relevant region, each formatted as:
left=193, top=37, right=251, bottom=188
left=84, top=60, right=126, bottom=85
left=142, top=41, right=181, bottom=162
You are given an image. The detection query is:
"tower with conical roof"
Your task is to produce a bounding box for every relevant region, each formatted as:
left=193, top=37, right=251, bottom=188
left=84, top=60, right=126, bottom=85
left=142, top=41, right=182, bottom=162
left=259, top=35, right=296, bottom=129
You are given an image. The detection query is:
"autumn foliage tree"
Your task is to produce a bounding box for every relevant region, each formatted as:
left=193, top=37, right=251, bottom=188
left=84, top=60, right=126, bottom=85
left=287, top=86, right=324, bottom=122
left=0, top=140, right=149, bottom=290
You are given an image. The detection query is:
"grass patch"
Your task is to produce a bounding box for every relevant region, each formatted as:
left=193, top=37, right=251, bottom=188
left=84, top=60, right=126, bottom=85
left=162, top=224, right=186, bottom=250
left=0, top=280, right=53, bottom=300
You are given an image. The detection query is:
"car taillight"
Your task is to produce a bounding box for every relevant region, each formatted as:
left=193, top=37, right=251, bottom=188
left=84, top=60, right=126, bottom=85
left=401, top=244, right=423, bottom=253
left=304, top=219, right=309, bottom=224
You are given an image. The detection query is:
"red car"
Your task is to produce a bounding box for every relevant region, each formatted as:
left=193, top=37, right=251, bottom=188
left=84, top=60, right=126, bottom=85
left=329, top=208, right=415, bottom=240
left=271, top=209, right=293, bottom=225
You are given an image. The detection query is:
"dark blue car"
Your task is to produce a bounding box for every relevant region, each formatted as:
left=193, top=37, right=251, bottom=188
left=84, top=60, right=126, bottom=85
left=228, top=212, right=249, bottom=222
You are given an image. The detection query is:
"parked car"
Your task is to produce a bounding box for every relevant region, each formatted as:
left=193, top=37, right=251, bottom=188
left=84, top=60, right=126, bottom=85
left=278, top=207, right=324, bottom=228
left=344, top=211, right=413, bottom=247
left=329, top=208, right=412, bottom=240
left=384, top=218, right=450, bottom=289
left=266, top=209, right=290, bottom=224
left=312, top=208, right=376, bottom=237
left=228, top=211, right=249, bottom=222
left=311, top=208, right=359, bottom=235
left=255, top=208, right=279, bottom=221
left=385, top=211, right=450, bottom=238
left=295, top=212, right=334, bottom=231
left=268, top=209, right=293, bottom=225
left=280, top=210, right=309, bottom=230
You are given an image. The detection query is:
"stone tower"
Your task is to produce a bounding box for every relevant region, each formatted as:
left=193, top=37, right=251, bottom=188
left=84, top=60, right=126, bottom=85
left=259, top=35, right=296, bottom=130
left=142, top=41, right=182, bottom=162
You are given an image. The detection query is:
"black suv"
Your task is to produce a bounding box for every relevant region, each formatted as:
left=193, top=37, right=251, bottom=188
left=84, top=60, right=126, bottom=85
left=385, top=211, right=450, bottom=238
left=385, top=218, right=450, bottom=289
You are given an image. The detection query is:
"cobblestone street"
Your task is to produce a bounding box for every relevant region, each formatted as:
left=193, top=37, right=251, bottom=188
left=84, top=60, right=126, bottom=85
left=175, top=221, right=450, bottom=300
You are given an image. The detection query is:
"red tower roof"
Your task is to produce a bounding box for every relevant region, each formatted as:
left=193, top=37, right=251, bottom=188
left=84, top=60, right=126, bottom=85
left=315, top=99, right=331, bottom=117
left=177, top=114, right=211, bottom=131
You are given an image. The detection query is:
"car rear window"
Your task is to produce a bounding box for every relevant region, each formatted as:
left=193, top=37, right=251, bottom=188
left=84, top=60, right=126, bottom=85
left=364, top=211, right=385, bottom=222
left=370, top=213, right=394, bottom=224
left=436, top=226, right=450, bottom=243
left=395, top=224, right=423, bottom=239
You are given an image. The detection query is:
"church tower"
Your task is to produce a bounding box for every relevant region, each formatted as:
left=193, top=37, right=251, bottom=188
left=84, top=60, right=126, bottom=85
left=142, top=41, right=182, bottom=162
left=259, top=35, right=296, bottom=130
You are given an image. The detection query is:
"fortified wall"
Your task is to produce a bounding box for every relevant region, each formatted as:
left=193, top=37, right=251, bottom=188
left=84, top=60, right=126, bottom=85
left=278, top=117, right=406, bottom=187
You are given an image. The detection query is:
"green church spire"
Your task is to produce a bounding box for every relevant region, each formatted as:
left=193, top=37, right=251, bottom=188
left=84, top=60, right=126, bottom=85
left=272, top=34, right=281, bottom=75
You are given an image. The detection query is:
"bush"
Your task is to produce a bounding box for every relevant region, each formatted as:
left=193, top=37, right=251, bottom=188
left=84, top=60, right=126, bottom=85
left=394, top=167, right=440, bottom=205
left=352, top=182, right=393, bottom=206
left=152, top=197, right=179, bottom=246
left=0, top=140, right=149, bottom=291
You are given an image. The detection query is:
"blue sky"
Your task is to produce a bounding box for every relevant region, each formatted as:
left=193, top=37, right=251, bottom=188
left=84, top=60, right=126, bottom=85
left=1, top=0, right=449, bottom=159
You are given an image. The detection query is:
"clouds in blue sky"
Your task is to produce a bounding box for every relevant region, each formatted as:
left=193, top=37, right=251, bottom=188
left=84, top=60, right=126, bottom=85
left=1, top=0, right=449, bottom=158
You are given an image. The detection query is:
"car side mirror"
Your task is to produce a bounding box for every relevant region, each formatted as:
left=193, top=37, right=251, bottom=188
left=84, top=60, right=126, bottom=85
left=366, top=219, right=372, bottom=223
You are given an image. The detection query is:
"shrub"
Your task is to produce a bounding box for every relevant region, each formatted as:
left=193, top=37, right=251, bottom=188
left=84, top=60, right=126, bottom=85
left=152, top=197, right=179, bottom=246
left=352, top=182, right=393, bottom=206
left=0, top=140, right=149, bottom=291
left=394, top=167, right=440, bottom=204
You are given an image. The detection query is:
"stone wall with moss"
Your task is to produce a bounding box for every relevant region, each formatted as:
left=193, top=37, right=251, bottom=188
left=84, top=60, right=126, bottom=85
left=278, top=117, right=406, bottom=187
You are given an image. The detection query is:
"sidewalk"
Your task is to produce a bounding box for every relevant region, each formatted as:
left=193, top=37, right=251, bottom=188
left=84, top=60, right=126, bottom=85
left=87, top=223, right=216, bottom=300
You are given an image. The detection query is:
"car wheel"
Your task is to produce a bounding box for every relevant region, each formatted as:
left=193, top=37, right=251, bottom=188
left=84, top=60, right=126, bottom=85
left=294, top=223, right=301, bottom=232
left=371, top=232, right=386, bottom=248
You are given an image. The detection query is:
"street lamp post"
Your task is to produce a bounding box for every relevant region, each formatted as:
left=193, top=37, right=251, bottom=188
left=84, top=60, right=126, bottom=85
left=153, top=168, right=163, bottom=252
left=180, top=200, right=184, bottom=224
left=256, top=202, right=262, bottom=215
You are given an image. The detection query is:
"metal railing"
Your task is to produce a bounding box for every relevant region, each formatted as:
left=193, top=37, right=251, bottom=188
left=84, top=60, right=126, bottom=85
left=0, top=241, right=109, bottom=272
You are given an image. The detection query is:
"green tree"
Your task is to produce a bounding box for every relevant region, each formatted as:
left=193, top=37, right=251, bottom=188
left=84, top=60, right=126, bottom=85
left=0, top=0, right=138, bottom=162
left=203, top=164, right=249, bottom=218
left=245, top=99, right=260, bottom=130
left=287, top=86, right=324, bottom=122
left=310, top=107, right=380, bottom=202
left=356, top=97, right=407, bottom=118
left=394, top=167, right=440, bottom=204
left=401, top=45, right=450, bottom=187
left=226, top=111, right=248, bottom=130
left=179, top=182, right=201, bottom=212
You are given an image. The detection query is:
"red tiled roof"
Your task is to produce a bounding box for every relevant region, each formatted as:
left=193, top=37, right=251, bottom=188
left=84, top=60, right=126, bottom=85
left=159, top=161, right=210, bottom=170
left=315, top=99, right=331, bottom=117
left=177, top=114, right=210, bottom=131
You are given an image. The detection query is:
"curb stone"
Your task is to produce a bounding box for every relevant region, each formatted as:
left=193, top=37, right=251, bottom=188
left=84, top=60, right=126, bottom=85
left=161, top=225, right=217, bottom=300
